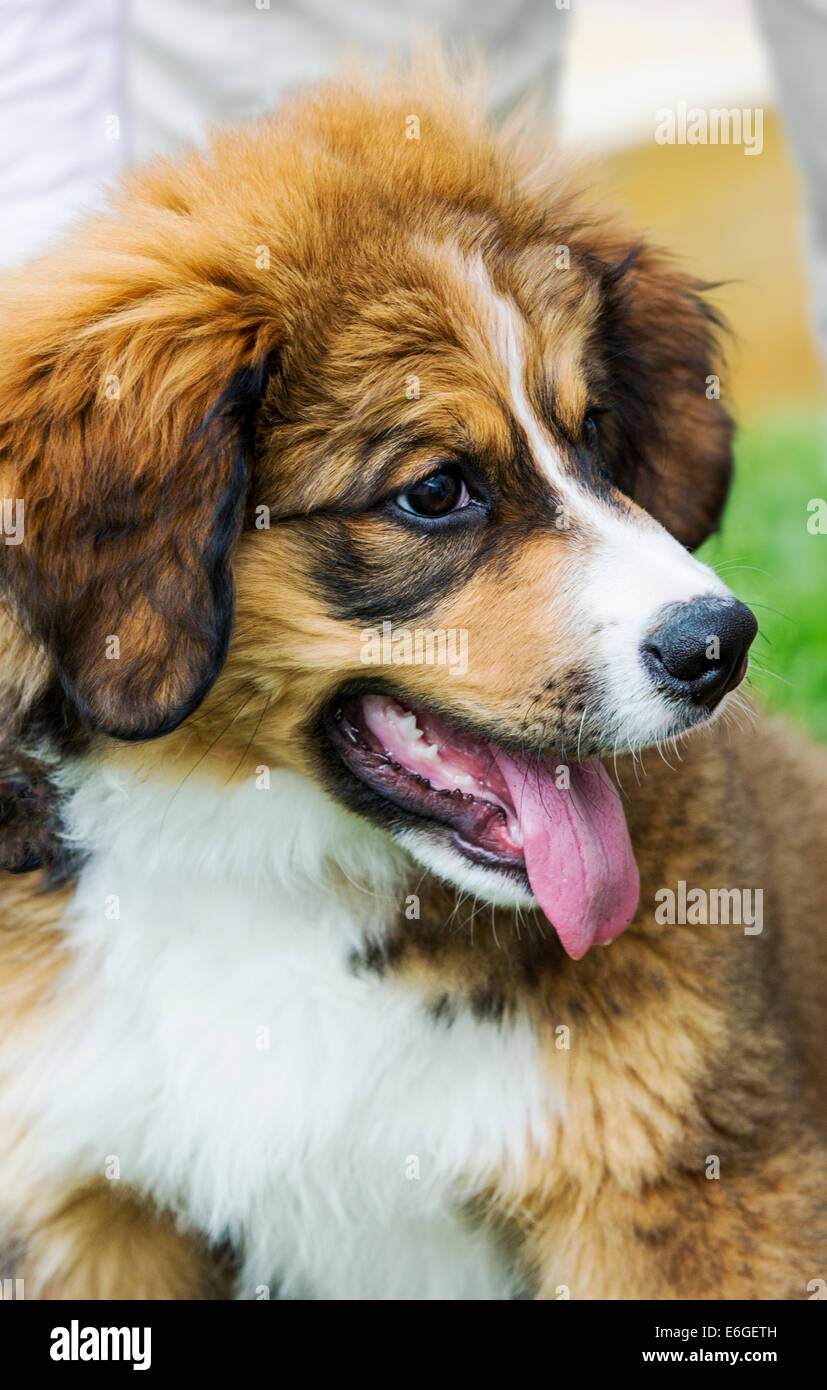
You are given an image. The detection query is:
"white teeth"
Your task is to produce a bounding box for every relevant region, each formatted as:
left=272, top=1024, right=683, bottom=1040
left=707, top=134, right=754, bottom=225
left=507, top=818, right=524, bottom=847
left=420, top=742, right=440, bottom=762
left=388, top=708, right=423, bottom=741
left=453, top=773, right=474, bottom=786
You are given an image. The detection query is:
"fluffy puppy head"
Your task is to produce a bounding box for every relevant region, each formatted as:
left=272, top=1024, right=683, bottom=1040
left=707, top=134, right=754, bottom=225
left=0, top=59, right=754, bottom=944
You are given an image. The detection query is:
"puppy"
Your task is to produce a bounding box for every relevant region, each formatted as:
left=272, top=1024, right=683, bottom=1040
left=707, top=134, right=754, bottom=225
left=0, top=58, right=825, bottom=1300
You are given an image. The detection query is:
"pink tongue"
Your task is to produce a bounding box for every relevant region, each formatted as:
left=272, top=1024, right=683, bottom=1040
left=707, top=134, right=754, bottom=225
left=494, top=751, right=640, bottom=960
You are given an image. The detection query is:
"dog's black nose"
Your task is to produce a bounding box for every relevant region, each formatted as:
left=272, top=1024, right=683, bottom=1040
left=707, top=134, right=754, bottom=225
left=641, top=597, right=757, bottom=708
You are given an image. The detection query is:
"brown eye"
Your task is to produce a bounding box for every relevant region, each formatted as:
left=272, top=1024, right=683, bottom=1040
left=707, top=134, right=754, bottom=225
left=583, top=411, right=602, bottom=448
left=396, top=468, right=470, bottom=518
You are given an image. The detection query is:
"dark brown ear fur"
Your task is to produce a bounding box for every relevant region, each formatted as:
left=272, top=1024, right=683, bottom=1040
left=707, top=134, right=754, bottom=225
left=0, top=227, right=271, bottom=741
left=596, top=247, right=734, bottom=550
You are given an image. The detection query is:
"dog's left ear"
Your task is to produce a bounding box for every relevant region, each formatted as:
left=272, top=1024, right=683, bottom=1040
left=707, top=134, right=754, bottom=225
left=596, top=246, right=734, bottom=551
left=0, top=245, right=271, bottom=741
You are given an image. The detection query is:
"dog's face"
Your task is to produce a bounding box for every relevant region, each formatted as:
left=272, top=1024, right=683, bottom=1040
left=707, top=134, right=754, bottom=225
left=0, top=72, right=755, bottom=953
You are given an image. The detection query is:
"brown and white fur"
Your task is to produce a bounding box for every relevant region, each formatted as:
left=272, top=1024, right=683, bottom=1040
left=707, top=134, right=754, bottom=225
left=0, top=57, right=825, bottom=1300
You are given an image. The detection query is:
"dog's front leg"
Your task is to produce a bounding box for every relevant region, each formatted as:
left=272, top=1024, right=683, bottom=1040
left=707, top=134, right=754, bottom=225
left=501, top=1148, right=827, bottom=1300
left=12, top=1180, right=234, bottom=1300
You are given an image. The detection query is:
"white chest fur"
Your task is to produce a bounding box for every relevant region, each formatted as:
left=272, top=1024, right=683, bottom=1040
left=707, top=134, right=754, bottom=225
left=9, top=765, right=559, bottom=1299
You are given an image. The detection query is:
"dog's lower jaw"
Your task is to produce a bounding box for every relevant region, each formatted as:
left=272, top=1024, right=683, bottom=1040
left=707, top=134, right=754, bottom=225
left=395, top=824, right=536, bottom=908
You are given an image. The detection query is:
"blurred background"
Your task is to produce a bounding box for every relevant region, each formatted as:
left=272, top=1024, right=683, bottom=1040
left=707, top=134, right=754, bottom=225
left=2, top=0, right=825, bottom=734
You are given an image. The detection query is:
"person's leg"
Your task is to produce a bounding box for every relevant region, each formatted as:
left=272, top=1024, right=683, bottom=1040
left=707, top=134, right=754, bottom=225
left=129, top=0, right=572, bottom=160
left=0, top=0, right=126, bottom=268
left=754, top=0, right=827, bottom=366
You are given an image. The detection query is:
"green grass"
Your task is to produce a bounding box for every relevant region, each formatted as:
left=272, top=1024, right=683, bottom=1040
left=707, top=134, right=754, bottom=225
left=697, top=409, right=827, bottom=742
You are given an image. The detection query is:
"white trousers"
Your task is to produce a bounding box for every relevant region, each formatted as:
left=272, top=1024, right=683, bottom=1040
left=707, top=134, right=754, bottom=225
left=1, top=0, right=570, bottom=265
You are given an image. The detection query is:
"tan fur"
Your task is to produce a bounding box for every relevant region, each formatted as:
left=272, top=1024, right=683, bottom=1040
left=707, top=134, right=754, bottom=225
left=0, top=871, right=71, bottom=1028
left=18, top=1182, right=231, bottom=1300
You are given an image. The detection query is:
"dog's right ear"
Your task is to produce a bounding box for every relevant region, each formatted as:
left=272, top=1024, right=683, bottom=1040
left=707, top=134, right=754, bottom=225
left=0, top=206, right=275, bottom=742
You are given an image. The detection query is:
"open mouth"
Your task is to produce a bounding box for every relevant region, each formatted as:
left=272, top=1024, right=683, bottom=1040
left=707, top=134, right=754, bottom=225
left=323, top=691, right=640, bottom=959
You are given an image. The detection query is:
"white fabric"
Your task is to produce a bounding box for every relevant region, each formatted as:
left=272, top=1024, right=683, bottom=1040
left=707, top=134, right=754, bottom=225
left=0, top=0, right=571, bottom=266
left=0, top=0, right=126, bottom=267
left=129, top=0, right=571, bottom=160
